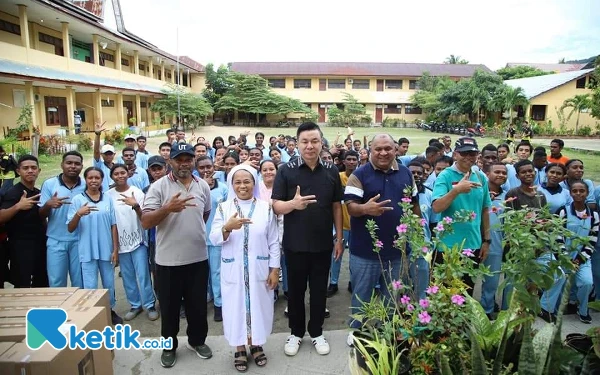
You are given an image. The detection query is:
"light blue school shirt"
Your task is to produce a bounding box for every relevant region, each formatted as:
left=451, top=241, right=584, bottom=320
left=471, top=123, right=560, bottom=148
left=281, top=149, right=299, bottom=163
left=134, top=152, right=149, bottom=169
left=206, top=181, right=228, bottom=246
left=128, top=169, right=150, bottom=191
left=93, top=158, right=114, bottom=191
left=488, top=190, right=507, bottom=256
left=192, top=170, right=226, bottom=184
left=537, top=184, right=570, bottom=214
left=67, top=193, right=116, bottom=262
left=39, top=175, right=86, bottom=241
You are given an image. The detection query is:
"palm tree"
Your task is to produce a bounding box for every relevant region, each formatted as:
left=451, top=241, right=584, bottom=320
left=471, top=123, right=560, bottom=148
left=444, top=55, right=469, bottom=64
left=561, top=94, right=592, bottom=133
left=499, top=86, right=529, bottom=123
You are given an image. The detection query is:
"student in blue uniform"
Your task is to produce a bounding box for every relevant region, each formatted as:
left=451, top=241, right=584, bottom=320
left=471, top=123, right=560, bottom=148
left=67, top=166, right=123, bottom=325
left=537, top=163, right=570, bottom=214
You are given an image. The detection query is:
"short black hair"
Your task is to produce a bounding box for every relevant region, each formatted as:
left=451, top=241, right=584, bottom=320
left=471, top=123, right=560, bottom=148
left=428, top=138, right=439, bottom=146
left=194, top=143, right=207, bottom=150
left=544, top=162, right=566, bottom=174
left=62, top=151, right=83, bottom=162
left=514, top=159, right=534, bottom=174
left=551, top=139, right=564, bottom=148
left=195, top=155, right=212, bottom=167
left=533, top=150, right=547, bottom=159
left=425, top=146, right=440, bottom=157
left=17, top=154, right=38, bottom=168
left=296, top=122, right=323, bottom=138
left=407, top=161, right=424, bottom=170
left=481, top=144, right=498, bottom=154
left=122, top=147, right=135, bottom=155
left=136, top=135, right=146, bottom=141
left=344, top=150, right=359, bottom=160
left=569, top=179, right=589, bottom=193
left=565, top=159, right=583, bottom=168
left=533, top=146, right=546, bottom=153
left=255, top=132, right=265, bottom=138
left=516, top=141, right=533, bottom=153
left=398, top=137, right=410, bottom=145
left=434, top=155, right=453, bottom=166
left=431, top=142, right=444, bottom=151
left=159, top=142, right=172, bottom=150
left=223, top=151, right=239, bottom=164
left=483, top=161, right=507, bottom=174
left=166, top=129, right=174, bottom=135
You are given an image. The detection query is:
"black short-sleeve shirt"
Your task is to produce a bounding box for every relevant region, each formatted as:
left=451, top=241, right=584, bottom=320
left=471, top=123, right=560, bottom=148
left=0, top=182, right=45, bottom=241
left=272, top=158, right=343, bottom=253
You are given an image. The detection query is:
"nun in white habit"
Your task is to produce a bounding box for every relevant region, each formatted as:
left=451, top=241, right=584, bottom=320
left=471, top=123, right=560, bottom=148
left=209, top=164, right=280, bottom=372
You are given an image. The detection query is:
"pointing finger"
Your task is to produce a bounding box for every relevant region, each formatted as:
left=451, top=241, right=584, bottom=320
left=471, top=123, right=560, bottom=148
left=295, top=186, right=301, bottom=197
left=29, top=194, right=41, bottom=200
left=376, top=199, right=392, bottom=206
left=231, top=212, right=239, bottom=218
left=368, top=194, right=381, bottom=202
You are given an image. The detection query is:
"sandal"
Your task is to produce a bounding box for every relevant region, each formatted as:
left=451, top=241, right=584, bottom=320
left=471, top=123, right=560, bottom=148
left=234, top=350, right=248, bottom=372
left=250, top=345, right=267, bottom=367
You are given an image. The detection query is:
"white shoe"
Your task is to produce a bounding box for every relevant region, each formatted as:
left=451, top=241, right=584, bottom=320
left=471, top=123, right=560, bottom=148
left=284, top=335, right=302, bottom=356
left=347, top=331, right=354, bottom=347
left=311, top=335, right=330, bottom=355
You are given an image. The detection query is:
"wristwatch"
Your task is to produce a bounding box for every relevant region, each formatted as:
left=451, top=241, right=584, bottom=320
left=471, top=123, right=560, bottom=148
left=482, top=239, right=491, bottom=245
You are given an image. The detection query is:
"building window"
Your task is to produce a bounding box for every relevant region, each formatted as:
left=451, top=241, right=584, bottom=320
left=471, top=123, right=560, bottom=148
left=101, top=99, right=114, bottom=107
left=384, top=104, right=401, bottom=114
left=39, top=32, right=63, bottom=56
left=409, top=80, right=419, bottom=90
left=268, top=79, right=286, bottom=88
left=531, top=105, right=546, bottom=121
left=328, top=79, right=346, bottom=89
left=140, top=102, right=147, bottom=108
left=294, top=79, right=312, bottom=89
left=99, top=52, right=114, bottom=62
left=352, top=79, right=370, bottom=89
left=385, top=80, right=403, bottom=89
left=404, top=105, right=422, bottom=114
left=0, top=19, right=20, bottom=35
left=138, top=64, right=145, bottom=71
left=121, top=58, right=130, bottom=66
left=576, top=77, right=587, bottom=89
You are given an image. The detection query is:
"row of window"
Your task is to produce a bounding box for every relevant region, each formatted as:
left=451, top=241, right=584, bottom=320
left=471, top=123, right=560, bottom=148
left=268, top=78, right=419, bottom=90
left=382, top=104, right=422, bottom=114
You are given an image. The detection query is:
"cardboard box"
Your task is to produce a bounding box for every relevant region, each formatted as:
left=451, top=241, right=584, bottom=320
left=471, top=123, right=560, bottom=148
left=60, top=290, right=111, bottom=329
left=0, top=318, right=26, bottom=343
left=0, top=288, right=78, bottom=303
left=0, top=301, right=64, bottom=318
left=0, top=307, right=113, bottom=375
left=0, top=343, right=14, bottom=357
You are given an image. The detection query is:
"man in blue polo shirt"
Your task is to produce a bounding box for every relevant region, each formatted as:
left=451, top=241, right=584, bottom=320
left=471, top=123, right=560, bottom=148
left=39, top=151, right=85, bottom=287
left=344, top=134, right=420, bottom=345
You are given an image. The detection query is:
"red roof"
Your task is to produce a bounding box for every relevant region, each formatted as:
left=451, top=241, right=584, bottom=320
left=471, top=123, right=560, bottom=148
left=231, top=62, right=492, bottom=77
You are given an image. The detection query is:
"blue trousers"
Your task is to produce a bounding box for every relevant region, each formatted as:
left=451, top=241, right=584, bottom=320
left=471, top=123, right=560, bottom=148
left=81, top=260, right=116, bottom=308
left=119, top=245, right=155, bottom=310
left=349, top=254, right=401, bottom=329
left=537, top=254, right=566, bottom=314
left=409, top=256, right=430, bottom=300
left=330, top=229, right=350, bottom=285
left=480, top=253, right=512, bottom=313
left=207, top=245, right=222, bottom=307
left=46, top=238, right=83, bottom=288
left=569, top=261, right=593, bottom=315
left=590, top=250, right=600, bottom=298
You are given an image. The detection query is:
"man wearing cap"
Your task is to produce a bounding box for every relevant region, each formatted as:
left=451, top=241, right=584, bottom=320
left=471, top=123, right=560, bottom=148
left=142, top=143, right=213, bottom=368
left=432, top=137, right=492, bottom=295
left=93, top=122, right=116, bottom=191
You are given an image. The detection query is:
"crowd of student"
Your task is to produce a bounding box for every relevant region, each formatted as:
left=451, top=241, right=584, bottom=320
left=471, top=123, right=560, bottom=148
left=0, top=122, right=598, bottom=372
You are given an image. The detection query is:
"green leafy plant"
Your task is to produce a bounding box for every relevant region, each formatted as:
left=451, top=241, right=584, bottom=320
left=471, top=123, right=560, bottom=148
left=10, top=104, right=33, bottom=138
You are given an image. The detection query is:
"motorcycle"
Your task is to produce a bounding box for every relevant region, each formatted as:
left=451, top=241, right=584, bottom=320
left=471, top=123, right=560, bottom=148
left=467, top=123, right=485, bottom=137
left=422, top=122, right=432, bottom=131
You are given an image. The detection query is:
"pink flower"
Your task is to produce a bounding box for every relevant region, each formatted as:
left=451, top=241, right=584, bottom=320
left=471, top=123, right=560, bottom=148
left=421, top=246, right=429, bottom=254
left=419, top=299, right=430, bottom=308
left=392, top=280, right=403, bottom=290
left=489, top=206, right=499, bottom=214
left=401, top=197, right=412, bottom=203
left=443, top=217, right=453, bottom=224
left=397, top=224, right=408, bottom=233
left=451, top=294, right=465, bottom=305
left=470, top=212, right=477, bottom=220
left=418, top=311, right=431, bottom=324
left=426, top=285, right=439, bottom=295
left=435, top=223, right=445, bottom=232
left=462, top=249, right=474, bottom=257
left=420, top=218, right=428, bottom=226
left=375, top=240, right=383, bottom=248
left=406, top=304, right=415, bottom=312
left=400, top=295, right=411, bottom=305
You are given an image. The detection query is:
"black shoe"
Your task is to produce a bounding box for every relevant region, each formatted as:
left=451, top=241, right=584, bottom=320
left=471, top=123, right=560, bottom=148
left=214, top=306, right=222, bottom=322
left=111, top=310, right=123, bottom=325
left=324, top=307, right=330, bottom=318
left=578, top=312, right=592, bottom=324
left=538, top=308, right=555, bottom=323
left=161, top=349, right=177, bottom=368
left=486, top=313, right=496, bottom=321
left=565, top=303, right=578, bottom=315
left=494, top=303, right=500, bottom=313
left=347, top=282, right=352, bottom=293
left=326, top=284, right=338, bottom=298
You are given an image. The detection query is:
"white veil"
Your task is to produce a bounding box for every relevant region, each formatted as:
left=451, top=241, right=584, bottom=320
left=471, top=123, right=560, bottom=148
left=226, top=164, right=260, bottom=201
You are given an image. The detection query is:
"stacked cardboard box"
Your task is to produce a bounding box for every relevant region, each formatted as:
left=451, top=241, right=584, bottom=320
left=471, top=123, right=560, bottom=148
left=0, top=288, right=114, bottom=375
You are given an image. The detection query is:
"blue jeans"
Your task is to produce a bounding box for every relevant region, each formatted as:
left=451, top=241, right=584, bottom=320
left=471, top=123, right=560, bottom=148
left=537, top=253, right=566, bottom=314
left=590, top=250, right=600, bottom=297
left=46, top=238, right=83, bottom=288
left=480, top=253, right=505, bottom=313
left=569, top=260, right=593, bottom=315
left=81, top=259, right=116, bottom=308
left=119, top=245, right=155, bottom=310
left=409, top=256, right=429, bottom=300
left=330, top=229, right=350, bottom=285
left=207, top=245, right=222, bottom=307
left=349, top=254, right=401, bottom=329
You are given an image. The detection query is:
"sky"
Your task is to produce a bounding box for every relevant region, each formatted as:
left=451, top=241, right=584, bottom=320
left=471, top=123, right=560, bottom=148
left=109, top=0, right=599, bottom=70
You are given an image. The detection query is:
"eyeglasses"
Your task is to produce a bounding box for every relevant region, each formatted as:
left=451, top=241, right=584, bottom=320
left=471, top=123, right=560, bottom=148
left=458, top=151, right=478, bottom=157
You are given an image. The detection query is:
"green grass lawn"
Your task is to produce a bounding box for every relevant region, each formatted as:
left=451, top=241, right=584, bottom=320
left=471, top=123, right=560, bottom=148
left=29, top=127, right=600, bottom=187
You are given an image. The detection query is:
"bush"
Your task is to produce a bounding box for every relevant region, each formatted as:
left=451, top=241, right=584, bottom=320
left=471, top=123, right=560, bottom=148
left=104, top=129, right=125, bottom=145
left=576, top=125, right=592, bottom=136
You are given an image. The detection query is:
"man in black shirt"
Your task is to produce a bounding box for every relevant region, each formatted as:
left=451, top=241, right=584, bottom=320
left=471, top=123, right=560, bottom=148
left=272, top=122, right=343, bottom=357
left=0, top=155, right=47, bottom=288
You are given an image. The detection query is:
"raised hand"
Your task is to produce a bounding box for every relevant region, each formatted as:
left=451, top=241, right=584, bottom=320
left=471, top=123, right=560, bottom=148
left=16, top=191, right=41, bottom=211
left=452, top=172, right=481, bottom=194
left=362, top=194, right=393, bottom=216
left=243, top=159, right=259, bottom=170
left=77, top=202, right=98, bottom=217
left=94, top=120, right=107, bottom=135
left=291, top=186, right=317, bottom=211
left=164, top=192, right=196, bottom=213
left=202, top=171, right=215, bottom=186
left=118, top=192, right=138, bottom=207
left=46, top=191, right=70, bottom=209
left=224, top=212, right=252, bottom=231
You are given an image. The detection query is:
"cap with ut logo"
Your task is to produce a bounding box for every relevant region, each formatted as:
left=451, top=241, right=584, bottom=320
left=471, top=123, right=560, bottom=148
left=170, top=143, right=195, bottom=159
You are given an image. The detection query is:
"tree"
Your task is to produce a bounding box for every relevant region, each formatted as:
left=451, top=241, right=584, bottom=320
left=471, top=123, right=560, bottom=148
left=590, top=56, right=600, bottom=119
left=558, top=57, right=566, bottom=64
left=411, top=72, right=456, bottom=120
left=150, top=84, right=214, bottom=128
left=496, top=66, right=553, bottom=80
left=561, top=94, right=592, bottom=133
left=326, top=93, right=372, bottom=127
left=494, top=86, right=529, bottom=123
left=202, top=63, right=231, bottom=108
left=444, top=55, right=469, bottom=64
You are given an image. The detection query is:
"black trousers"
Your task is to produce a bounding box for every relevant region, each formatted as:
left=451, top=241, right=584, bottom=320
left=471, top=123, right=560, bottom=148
left=156, top=261, right=208, bottom=350
left=0, top=238, right=9, bottom=288
left=433, top=248, right=480, bottom=296
left=9, top=238, right=48, bottom=288
left=285, top=250, right=332, bottom=338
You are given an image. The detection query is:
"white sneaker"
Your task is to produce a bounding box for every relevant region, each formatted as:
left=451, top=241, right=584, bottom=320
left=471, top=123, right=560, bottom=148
left=311, top=335, right=330, bottom=355
left=347, top=331, right=354, bottom=347
left=284, top=335, right=302, bottom=356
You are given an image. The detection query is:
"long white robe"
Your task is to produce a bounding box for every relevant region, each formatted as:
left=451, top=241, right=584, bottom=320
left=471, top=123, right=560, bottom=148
left=209, top=198, right=280, bottom=346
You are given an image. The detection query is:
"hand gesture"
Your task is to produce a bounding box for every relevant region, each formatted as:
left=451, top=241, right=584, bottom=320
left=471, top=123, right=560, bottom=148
left=203, top=172, right=215, bottom=186
left=16, top=191, right=41, bottom=211
left=118, top=192, right=138, bottom=207
left=77, top=202, right=98, bottom=217
left=94, top=120, right=107, bottom=135
left=224, top=212, right=252, bottom=231
left=362, top=194, right=393, bottom=216
left=242, top=159, right=259, bottom=170
left=46, top=191, right=70, bottom=209
left=291, top=186, right=317, bottom=211
left=164, top=192, right=196, bottom=213
left=452, top=172, right=481, bottom=194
